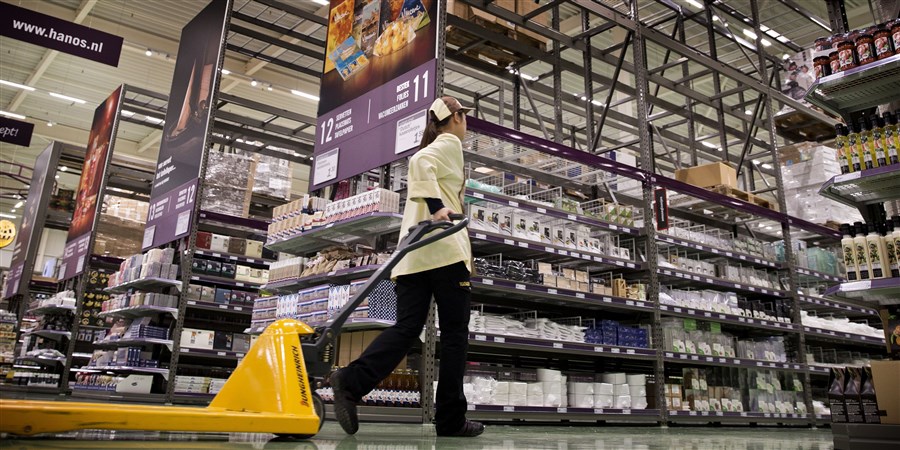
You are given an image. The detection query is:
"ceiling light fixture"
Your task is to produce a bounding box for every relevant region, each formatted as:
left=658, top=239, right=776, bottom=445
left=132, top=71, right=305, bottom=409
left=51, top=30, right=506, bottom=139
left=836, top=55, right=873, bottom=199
left=10, top=209, right=16, bottom=213
left=701, top=141, right=717, bottom=148
left=311, top=0, right=329, bottom=5
left=221, top=69, right=231, bottom=75
left=250, top=79, right=258, bottom=87
left=782, top=54, right=791, bottom=60
left=267, top=85, right=273, bottom=91
left=761, top=163, right=773, bottom=169
left=743, top=29, right=758, bottom=40
left=0, top=80, right=36, bottom=91
left=0, top=213, right=16, bottom=219
left=46, top=121, right=53, bottom=127
left=0, top=110, right=26, bottom=120
left=121, top=110, right=135, bottom=117
left=49, top=92, right=87, bottom=104
left=145, top=49, right=153, bottom=56
left=745, top=110, right=753, bottom=115
left=685, top=0, right=704, bottom=9
left=14, top=201, right=24, bottom=209
left=145, top=116, right=164, bottom=124
left=291, top=89, right=320, bottom=101
left=60, top=166, right=68, bottom=172
left=752, top=160, right=761, bottom=165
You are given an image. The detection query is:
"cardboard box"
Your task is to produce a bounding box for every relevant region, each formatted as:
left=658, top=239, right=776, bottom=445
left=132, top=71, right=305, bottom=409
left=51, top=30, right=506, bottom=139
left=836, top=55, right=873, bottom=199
left=675, top=162, right=737, bottom=189
left=210, top=234, right=230, bottom=253
left=227, top=237, right=247, bottom=255
left=338, top=334, right=352, bottom=367
left=213, top=331, right=233, bottom=351
left=870, top=361, right=900, bottom=424
left=180, top=328, right=214, bottom=350
left=196, top=232, right=212, bottom=250
left=246, top=240, right=263, bottom=259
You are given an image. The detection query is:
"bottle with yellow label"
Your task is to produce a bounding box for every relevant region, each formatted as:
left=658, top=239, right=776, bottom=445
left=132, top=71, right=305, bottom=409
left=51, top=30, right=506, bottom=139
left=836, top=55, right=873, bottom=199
left=871, top=116, right=887, bottom=168
left=858, top=118, right=876, bottom=170
left=847, top=122, right=862, bottom=172
left=835, top=124, right=851, bottom=174
left=884, top=112, right=900, bottom=166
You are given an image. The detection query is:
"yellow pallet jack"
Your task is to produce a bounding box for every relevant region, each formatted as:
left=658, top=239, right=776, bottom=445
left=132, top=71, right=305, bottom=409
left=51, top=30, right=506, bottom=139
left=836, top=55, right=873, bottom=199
left=1, top=215, right=468, bottom=439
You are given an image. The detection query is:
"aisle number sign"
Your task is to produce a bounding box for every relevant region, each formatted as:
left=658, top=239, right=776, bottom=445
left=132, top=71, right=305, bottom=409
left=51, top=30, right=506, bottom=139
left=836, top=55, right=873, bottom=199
left=311, top=0, right=442, bottom=190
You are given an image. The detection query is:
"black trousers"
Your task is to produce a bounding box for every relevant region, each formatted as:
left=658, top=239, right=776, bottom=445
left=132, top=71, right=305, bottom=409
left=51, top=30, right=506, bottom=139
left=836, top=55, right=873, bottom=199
left=343, top=261, right=471, bottom=433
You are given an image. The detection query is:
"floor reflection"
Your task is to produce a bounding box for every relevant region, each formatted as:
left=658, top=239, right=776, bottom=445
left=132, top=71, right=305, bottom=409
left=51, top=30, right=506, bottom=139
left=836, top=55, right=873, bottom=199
left=1, top=423, right=834, bottom=450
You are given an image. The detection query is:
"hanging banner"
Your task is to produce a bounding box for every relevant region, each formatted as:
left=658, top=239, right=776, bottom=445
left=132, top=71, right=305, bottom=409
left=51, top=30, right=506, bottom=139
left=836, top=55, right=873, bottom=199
left=310, top=0, right=441, bottom=190
left=1, top=2, right=124, bottom=67
left=143, top=0, right=230, bottom=250
left=0, top=116, right=34, bottom=147
left=3, top=143, right=61, bottom=299
left=60, top=86, right=123, bottom=281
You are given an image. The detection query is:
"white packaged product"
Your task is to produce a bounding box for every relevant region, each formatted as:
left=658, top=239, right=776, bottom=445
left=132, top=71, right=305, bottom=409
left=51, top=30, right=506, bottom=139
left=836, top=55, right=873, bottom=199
left=509, top=382, right=528, bottom=396
left=491, top=393, right=509, bottom=406
left=615, top=395, right=633, bottom=409
left=494, top=381, right=510, bottom=394
left=614, top=384, right=631, bottom=396
left=601, top=373, right=627, bottom=384
left=631, top=396, right=648, bottom=409
left=541, top=381, right=561, bottom=394
left=629, top=385, right=647, bottom=397
left=594, top=383, right=615, bottom=395
left=544, top=392, right=562, bottom=407
left=536, top=368, right=562, bottom=382
left=526, top=394, right=544, bottom=407
left=527, top=383, right=543, bottom=397
left=569, top=394, right=594, bottom=408
left=508, top=394, right=527, bottom=407
left=626, top=374, right=647, bottom=386
left=568, top=382, right=594, bottom=395
left=594, top=395, right=614, bottom=408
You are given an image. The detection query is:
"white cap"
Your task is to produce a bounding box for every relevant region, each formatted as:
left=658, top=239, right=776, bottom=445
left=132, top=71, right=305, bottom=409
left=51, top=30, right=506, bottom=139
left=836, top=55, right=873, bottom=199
left=428, top=96, right=472, bottom=122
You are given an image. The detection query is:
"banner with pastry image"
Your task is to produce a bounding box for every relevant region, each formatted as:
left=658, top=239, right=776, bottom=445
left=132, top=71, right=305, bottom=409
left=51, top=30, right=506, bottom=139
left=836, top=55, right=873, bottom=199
left=314, top=0, right=439, bottom=189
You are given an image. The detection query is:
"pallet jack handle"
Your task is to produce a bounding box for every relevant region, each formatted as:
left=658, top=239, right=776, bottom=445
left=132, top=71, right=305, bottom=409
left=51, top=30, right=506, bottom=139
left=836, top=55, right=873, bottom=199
left=303, top=214, right=468, bottom=377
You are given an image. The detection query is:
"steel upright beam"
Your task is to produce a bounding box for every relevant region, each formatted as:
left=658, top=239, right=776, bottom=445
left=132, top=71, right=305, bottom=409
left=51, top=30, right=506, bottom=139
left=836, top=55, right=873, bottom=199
left=552, top=5, right=563, bottom=144
left=582, top=10, right=595, bottom=149
left=678, top=15, right=698, bottom=167
left=592, top=31, right=633, bottom=152
left=825, top=0, right=850, bottom=34
left=748, top=0, right=814, bottom=425
left=704, top=5, right=729, bottom=160
left=628, top=0, right=665, bottom=426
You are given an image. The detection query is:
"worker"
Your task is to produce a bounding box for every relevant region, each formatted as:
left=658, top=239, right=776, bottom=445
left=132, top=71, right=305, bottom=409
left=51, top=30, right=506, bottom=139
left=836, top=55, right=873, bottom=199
left=330, top=96, right=484, bottom=438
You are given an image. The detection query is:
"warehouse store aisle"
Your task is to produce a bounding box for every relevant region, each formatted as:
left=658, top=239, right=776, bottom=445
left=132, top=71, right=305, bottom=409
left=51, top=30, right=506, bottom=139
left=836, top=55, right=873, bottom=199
left=2, top=422, right=834, bottom=449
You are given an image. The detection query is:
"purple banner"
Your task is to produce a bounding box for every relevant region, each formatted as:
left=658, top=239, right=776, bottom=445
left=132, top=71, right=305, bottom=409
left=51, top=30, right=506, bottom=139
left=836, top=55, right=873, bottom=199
left=143, top=0, right=229, bottom=250
left=0, top=116, right=34, bottom=147
left=312, top=0, right=440, bottom=190
left=1, top=2, right=123, bottom=67
left=60, top=86, right=122, bottom=281
left=4, top=143, right=61, bottom=299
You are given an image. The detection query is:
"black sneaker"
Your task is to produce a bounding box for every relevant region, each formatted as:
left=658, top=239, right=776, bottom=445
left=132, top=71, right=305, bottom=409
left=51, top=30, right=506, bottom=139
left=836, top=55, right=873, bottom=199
left=330, top=369, right=359, bottom=435
left=436, top=420, right=484, bottom=437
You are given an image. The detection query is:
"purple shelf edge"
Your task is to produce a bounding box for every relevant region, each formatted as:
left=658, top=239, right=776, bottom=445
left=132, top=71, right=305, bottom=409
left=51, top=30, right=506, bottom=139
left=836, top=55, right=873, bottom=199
left=199, top=210, right=269, bottom=232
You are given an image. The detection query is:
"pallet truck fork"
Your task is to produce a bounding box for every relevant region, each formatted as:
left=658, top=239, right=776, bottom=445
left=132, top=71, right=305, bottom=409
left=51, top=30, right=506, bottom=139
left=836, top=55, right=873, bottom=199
left=0, top=215, right=468, bottom=439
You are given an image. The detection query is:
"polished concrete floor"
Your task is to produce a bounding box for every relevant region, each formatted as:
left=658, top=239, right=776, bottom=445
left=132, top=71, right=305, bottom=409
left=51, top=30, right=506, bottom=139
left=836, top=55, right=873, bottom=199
left=1, top=422, right=835, bottom=449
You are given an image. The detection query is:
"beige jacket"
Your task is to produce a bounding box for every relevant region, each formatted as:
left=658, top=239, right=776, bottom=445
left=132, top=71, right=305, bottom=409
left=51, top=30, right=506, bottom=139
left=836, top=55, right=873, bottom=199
left=391, top=133, right=472, bottom=278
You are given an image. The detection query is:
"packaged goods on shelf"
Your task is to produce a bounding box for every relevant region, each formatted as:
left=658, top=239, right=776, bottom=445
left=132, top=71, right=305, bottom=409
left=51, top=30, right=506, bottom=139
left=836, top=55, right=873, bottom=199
left=660, top=289, right=793, bottom=322
left=29, top=290, right=77, bottom=310
left=74, top=373, right=153, bottom=394
left=810, top=20, right=899, bottom=82
left=779, top=141, right=863, bottom=224
left=201, top=151, right=255, bottom=218
left=251, top=154, right=292, bottom=200
left=268, top=250, right=389, bottom=283
left=9, top=371, right=60, bottom=387
left=838, top=218, right=900, bottom=281
left=268, top=190, right=399, bottom=239
left=252, top=280, right=396, bottom=328
left=107, top=249, right=177, bottom=287
left=658, top=256, right=781, bottom=290
left=801, top=311, right=884, bottom=338
left=660, top=219, right=776, bottom=260
left=101, top=292, right=179, bottom=311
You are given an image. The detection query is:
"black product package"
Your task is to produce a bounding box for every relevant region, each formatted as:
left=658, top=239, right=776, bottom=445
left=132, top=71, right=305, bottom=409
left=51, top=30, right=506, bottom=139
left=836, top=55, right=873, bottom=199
left=860, top=366, right=881, bottom=423
left=843, top=366, right=865, bottom=423
left=829, top=367, right=848, bottom=423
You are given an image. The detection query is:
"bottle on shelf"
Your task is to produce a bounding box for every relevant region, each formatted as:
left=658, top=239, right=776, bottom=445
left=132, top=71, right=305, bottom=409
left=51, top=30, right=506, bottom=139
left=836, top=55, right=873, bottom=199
left=835, top=124, right=851, bottom=174
left=865, top=224, right=890, bottom=279
left=853, top=222, right=873, bottom=280
left=840, top=223, right=860, bottom=281
left=871, top=116, right=887, bottom=168
left=893, top=215, right=900, bottom=277
left=885, top=219, right=900, bottom=278
left=847, top=122, right=862, bottom=172
left=857, top=118, right=876, bottom=170
left=885, top=112, right=900, bottom=166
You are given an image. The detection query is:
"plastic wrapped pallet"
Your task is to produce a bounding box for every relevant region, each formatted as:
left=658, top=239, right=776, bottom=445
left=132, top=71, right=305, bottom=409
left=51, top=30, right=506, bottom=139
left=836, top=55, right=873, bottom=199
left=253, top=154, right=293, bottom=200
left=779, top=142, right=862, bottom=225
left=202, top=151, right=255, bottom=217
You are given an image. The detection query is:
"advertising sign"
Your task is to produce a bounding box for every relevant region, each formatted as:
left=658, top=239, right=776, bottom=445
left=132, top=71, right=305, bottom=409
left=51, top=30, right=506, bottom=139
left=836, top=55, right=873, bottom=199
left=143, top=0, right=230, bottom=250
left=654, top=188, right=669, bottom=231
left=1, top=2, right=124, bottom=67
left=311, top=0, right=440, bottom=190
left=0, top=116, right=34, bottom=147
left=4, top=143, right=61, bottom=299
left=60, top=86, right=123, bottom=281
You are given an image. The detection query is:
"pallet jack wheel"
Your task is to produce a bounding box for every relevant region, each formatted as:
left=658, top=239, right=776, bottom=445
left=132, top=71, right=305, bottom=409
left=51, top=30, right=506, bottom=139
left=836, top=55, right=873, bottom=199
left=275, top=392, right=325, bottom=439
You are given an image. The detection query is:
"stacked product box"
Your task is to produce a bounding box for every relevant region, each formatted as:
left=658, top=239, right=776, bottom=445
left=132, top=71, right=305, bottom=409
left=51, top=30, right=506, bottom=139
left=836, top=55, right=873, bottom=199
left=195, top=232, right=267, bottom=260
left=201, top=151, right=255, bottom=218
left=252, top=153, right=292, bottom=200
left=101, top=292, right=179, bottom=311
left=178, top=328, right=253, bottom=353
left=585, top=320, right=649, bottom=349
left=108, top=249, right=177, bottom=287
left=192, top=258, right=268, bottom=284
left=268, top=189, right=400, bottom=241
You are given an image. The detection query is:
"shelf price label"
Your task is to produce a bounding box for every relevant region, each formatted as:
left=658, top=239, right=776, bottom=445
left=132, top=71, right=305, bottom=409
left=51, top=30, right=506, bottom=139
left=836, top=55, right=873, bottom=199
left=553, top=343, right=563, bottom=349
left=503, top=406, right=514, bottom=412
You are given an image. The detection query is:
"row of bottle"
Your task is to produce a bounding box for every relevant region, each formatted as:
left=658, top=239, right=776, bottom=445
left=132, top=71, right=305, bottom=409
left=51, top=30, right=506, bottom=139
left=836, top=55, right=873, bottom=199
left=834, top=112, right=900, bottom=174
left=839, top=218, right=900, bottom=282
